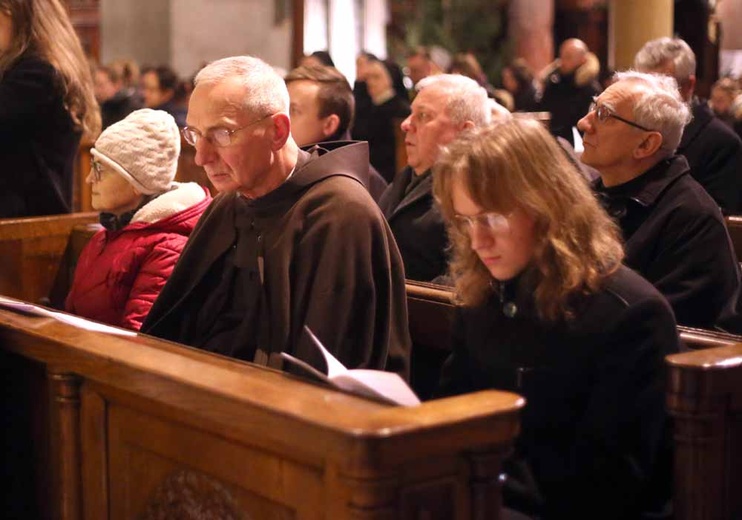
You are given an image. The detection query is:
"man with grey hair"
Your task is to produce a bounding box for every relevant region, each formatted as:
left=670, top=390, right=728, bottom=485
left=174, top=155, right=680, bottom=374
left=379, top=73, right=491, bottom=282
left=142, top=56, right=410, bottom=379
left=578, top=71, right=740, bottom=331
left=635, top=37, right=742, bottom=214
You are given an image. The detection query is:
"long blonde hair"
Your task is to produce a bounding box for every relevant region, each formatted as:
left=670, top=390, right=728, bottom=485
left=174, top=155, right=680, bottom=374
left=0, top=0, right=100, bottom=139
left=433, top=119, right=624, bottom=321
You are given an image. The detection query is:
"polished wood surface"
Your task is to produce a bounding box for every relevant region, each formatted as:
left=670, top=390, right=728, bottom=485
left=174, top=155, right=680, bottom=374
left=0, top=303, right=524, bottom=518
left=724, top=215, right=742, bottom=263
left=0, top=213, right=99, bottom=304
left=666, top=343, right=742, bottom=520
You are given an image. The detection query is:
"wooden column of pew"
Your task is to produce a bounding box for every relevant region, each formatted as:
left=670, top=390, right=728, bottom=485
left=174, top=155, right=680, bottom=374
left=0, top=213, right=99, bottom=305
left=724, top=215, right=742, bottom=263
left=666, top=343, right=742, bottom=520
left=0, top=304, right=524, bottom=519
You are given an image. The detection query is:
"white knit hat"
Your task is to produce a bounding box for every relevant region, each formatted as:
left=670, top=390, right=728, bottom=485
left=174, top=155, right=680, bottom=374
left=91, top=109, right=181, bottom=195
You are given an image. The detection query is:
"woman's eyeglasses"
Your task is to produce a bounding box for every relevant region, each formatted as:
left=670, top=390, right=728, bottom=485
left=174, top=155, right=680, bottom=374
left=453, top=212, right=511, bottom=235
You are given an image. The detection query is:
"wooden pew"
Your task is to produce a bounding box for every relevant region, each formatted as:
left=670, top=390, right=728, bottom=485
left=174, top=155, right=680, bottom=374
left=0, top=304, right=524, bottom=519
left=405, top=281, right=742, bottom=353
left=724, top=215, right=742, bottom=263
left=0, top=213, right=99, bottom=304
left=666, top=343, right=742, bottom=520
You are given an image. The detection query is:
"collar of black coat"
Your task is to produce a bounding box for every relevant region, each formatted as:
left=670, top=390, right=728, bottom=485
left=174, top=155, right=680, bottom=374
left=592, top=155, right=690, bottom=209
left=239, top=141, right=370, bottom=210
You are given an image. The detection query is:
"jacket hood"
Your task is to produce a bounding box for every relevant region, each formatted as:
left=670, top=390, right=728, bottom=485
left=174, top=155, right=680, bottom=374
left=129, top=182, right=210, bottom=233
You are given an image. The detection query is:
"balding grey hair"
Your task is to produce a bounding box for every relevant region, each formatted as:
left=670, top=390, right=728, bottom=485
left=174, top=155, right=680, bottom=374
left=195, top=56, right=289, bottom=115
left=633, top=37, right=696, bottom=84
left=614, top=70, right=692, bottom=159
left=416, top=74, right=492, bottom=127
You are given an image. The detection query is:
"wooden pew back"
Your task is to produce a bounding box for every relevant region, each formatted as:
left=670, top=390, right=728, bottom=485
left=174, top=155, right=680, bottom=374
left=724, top=215, right=742, bottom=263
left=666, top=343, right=742, bottom=520
left=0, top=213, right=99, bottom=304
left=0, top=305, right=523, bottom=519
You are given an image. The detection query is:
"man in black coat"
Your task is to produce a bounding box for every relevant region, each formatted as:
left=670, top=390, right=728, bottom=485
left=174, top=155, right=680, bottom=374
left=538, top=38, right=602, bottom=146
left=378, top=74, right=492, bottom=282
left=634, top=37, right=742, bottom=215
left=578, top=71, right=741, bottom=331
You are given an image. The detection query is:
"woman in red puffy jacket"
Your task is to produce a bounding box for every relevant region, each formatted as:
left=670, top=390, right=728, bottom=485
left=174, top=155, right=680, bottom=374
left=66, top=109, right=211, bottom=330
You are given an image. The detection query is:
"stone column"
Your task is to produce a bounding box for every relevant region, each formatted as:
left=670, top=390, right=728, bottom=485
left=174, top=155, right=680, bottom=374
left=509, top=0, right=555, bottom=75
left=609, top=0, right=673, bottom=71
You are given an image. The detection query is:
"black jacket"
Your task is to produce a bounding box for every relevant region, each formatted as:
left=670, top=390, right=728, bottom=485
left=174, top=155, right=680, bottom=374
left=678, top=99, right=742, bottom=214
left=352, top=94, right=410, bottom=182
left=538, top=70, right=600, bottom=146
left=594, top=155, right=741, bottom=330
left=378, top=167, right=448, bottom=282
left=0, top=54, right=81, bottom=217
left=439, top=265, right=680, bottom=519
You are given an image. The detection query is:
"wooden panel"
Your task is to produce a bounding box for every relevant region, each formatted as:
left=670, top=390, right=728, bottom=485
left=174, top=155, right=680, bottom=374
left=0, top=213, right=99, bottom=304
left=724, top=215, right=742, bottom=263
left=666, top=343, right=742, bottom=520
left=0, top=306, right=524, bottom=518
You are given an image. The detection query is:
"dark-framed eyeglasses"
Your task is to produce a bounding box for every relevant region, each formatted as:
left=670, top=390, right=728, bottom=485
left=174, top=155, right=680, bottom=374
left=453, top=212, right=511, bottom=235
left=182, top=113, right=274, bottom=148
left=90, top=158, right=105, bottom=182
left=588, top=100, right=655, bottom=132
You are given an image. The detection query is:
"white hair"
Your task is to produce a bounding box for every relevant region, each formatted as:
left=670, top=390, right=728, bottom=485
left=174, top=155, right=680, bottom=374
left=633, top=37, right=696, bottom=84
left=195, top=56, right=289, bottom=115
left=416, top=74, right=492, bottom=127
left=614, top=71, right=692, bottom=158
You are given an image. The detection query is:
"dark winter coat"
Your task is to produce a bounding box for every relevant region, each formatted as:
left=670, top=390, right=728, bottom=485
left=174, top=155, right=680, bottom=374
left=677, top=99, right=742, bottom=215
left=438, top=265, right=680, bottom=519
left=378, top=167, right=448, bottom=282
left=594, top=155, right=741, bottom=330
left=0, top=54, right=81, bottom=217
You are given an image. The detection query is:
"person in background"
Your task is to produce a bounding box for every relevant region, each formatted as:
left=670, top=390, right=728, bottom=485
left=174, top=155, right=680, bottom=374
left=300, top=50, right=334, bottom=68
left=94, top=61, right=143, bottom=129
left=634, top=37, right=742, bottom=215
left=142, top=56, right=410, bottom=380
left=501, top=58, right=538, bottom=112
left=379, top=74, right=491, bottom=282
left=435, top=119, right=679, bottom=519
left=284, top=64, right=388, bottom=201
left=449, top=52, right=497, bottom=99
left=406, top=46, right=435, bottom=88
left=538, top=38, right=601, bottom=146
left=709, top=77, right=739, bottom=128
left=141, top=65, right=187, bottom=127
left=352, top=58, right=411, bottom=182
left=578, top=71, right=741, bottom=331
left=66, top=109, right=211, bottom=331
left=0, top=0, right=100, bottom=218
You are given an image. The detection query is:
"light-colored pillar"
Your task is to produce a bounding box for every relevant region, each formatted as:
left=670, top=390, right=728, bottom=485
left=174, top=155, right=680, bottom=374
left=509, top=0, right=554, bottom=75
left=609, top=0, right=673, bottom=71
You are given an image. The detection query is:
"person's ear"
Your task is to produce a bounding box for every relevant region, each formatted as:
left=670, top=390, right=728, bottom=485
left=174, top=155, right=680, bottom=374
left=633, top=131, right=663, bottom=160
left=321, top=114, right=340, bottom=139
left=460, top=120, right=475, bottom=131
left=270, top=113, right=292, bottom=150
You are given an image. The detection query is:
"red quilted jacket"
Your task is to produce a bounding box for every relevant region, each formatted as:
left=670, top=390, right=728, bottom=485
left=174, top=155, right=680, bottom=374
left=65, top=182, right=211, bottom=330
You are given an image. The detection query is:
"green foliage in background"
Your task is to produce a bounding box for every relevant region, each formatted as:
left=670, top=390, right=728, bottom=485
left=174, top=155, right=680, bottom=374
left=388, top=0, right=511, bottom=86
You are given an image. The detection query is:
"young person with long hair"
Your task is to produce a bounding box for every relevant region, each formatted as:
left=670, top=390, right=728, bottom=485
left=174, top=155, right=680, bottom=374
left=434, top=119, right=680, bottom=519
left=0, top=0, right=100, bottom=217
